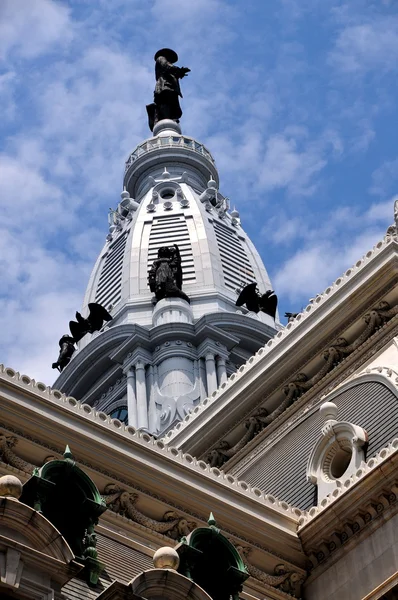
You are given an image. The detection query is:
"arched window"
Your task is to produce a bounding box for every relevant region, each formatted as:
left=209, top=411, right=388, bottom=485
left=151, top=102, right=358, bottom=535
left=109, top=406, right=128, bottom=424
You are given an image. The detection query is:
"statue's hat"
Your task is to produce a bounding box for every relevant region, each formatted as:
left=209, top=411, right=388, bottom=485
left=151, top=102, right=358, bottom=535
left=154, top=48, right=178, bottom=63
left=59, top=334, right=75, bottom=347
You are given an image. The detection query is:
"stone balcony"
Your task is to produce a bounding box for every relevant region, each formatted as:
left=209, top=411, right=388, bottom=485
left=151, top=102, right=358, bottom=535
left=125, top=134, right=216, bottom=173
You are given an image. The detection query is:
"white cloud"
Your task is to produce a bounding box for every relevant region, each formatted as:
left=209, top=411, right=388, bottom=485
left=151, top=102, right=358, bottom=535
left=274, top=228, right=386, bottom=304
left=0, top=0, right=73, bottom=60
left=330, top=17, right=398, bottom=73
left=0, top=0, right=397, bottom=386
left=370, top=159, right=398, bottom=197
left=258, top=133, right=327, bottom=195
left=273, top=197, right=396, bottom=303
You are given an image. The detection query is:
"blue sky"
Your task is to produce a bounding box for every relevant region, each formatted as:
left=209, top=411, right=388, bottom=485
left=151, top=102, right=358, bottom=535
left=0, top=0, right=397, bottom=384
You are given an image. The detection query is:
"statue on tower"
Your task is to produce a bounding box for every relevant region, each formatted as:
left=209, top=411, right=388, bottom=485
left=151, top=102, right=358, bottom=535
left=146, top=48, right=190, bottom=132
left=148, top=244, right=190, bottom=303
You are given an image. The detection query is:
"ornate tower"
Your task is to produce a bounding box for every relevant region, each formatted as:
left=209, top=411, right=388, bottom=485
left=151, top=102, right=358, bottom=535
left=54, top=51, right=278, bottom=435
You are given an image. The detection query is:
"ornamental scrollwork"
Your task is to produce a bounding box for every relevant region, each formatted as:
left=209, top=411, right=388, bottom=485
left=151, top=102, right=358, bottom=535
left=205, top=300, right=398, bottom=468
left=102, top=483, right=196, bottom=540
left=0, top=434, right=36, bottom=473
left=235, top=545, right=305, bottom=598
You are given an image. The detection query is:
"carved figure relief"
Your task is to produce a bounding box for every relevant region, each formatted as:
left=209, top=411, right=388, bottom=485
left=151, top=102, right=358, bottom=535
left=235, top=545, right=305, bottom=598
left=0, top=434, right=35, bottom=473
left=102, top=484, right=196, bottom=540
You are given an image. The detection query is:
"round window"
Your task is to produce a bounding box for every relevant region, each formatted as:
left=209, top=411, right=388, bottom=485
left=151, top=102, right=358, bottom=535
left=322, top=441, right=353, bottom=482
left=160, top=189, right=175, bottom=200
left=109, top=406, right=128, bottom=424
left=330, top=447, right=352, bottom=479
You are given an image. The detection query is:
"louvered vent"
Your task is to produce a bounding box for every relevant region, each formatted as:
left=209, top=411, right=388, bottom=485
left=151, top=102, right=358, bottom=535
left=240, top=381, right=398, bottom=510
left=147, top=214, right=195, bottom=283
left=213, top=220, right=255, bottom=291
left=95, top=231, right=128, bottom=309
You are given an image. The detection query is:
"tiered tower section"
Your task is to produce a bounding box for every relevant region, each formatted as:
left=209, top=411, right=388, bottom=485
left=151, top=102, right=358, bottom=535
left=55, top=120, right=278, bottom=435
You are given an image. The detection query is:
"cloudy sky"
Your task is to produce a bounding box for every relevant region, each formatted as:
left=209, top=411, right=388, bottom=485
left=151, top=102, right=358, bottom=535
left=1, top=0, right=397, bottom=384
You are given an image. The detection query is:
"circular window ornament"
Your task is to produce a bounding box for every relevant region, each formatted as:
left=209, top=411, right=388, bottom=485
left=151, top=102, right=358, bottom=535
left=322, top=442, right=353, bottom=482
left=160, top=189, right=175, bottom=200
left=307, top=401, right=368, bottom=502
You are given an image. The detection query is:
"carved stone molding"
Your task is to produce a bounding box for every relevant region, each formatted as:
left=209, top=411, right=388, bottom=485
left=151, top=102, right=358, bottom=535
left=235, top=545, right=306, bottom=598
left=102, top=483, right=196, bottom=540
left=204, top=301, right=398, bottom=469
left=232, top=317, right=398, bottom=476
left=0, top=434, right=36, bottom=473
left=0, top=427, right=300, bottom=566
left=298, top=438, right=398, bottom=570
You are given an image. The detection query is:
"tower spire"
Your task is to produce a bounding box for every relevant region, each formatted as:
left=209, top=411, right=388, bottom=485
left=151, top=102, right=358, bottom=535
left=53, top=51, right=278, bottom=436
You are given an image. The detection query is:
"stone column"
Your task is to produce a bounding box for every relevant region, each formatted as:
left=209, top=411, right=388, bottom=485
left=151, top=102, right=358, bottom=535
left=205, top=353, right=218, bottom=396
left=126, top=367, right=138, bottom=428
left=147, top=365, right=157, bottom=434
left=216, top=356, right=227, bottom=386
left=135, top=361, right=148, bottom=430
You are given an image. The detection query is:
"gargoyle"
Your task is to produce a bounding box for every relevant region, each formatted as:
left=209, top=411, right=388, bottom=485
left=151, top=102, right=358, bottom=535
left=69, top=302, right=112, bottom=343
left=236, top=282, right=278, bottom=319
left=52, top=334, right=76, bottom=372
left=285, top=312, right=299, bottom=322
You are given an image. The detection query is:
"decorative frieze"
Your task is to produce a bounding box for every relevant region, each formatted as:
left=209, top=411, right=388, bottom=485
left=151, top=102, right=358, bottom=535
left=203, top=300, right=398, bottom=468
left=236, top=545, right=306, bottom=598
left=102, top=483, right=196, bottom=540
left=0, top=434, right=36, bottom=473
left=232, top=319, right=398, bottom=476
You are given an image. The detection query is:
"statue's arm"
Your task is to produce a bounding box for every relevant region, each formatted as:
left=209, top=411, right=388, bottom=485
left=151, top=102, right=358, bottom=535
left=157, top=57, right=190, bottom=79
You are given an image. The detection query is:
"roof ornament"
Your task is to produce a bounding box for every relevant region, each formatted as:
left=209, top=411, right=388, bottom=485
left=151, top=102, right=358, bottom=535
left=161, top=166, right=171, bottom=180
left=236, top=282, right=278, bottom=320
left=306, top=401, right=368, bottom=502
left=207, top=512, right=217, bottom=528
left=385, top=196, right=398, bottom=239
left=20, top=450, right=107, bottom=585
left=175, top=517, right=248, bottom=600
left=52, top=335, right=76, bottom=372
left=69, top=303, right=112, bottom=343
left=146, top=49, right=190, bottom=132
left=119, top=188, right=139, bottom=217
left=52, top=303, right=112, bottom=371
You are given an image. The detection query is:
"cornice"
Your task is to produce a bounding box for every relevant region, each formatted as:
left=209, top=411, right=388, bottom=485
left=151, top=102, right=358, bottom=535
left=0, top=435, right=307, bottom=591
left=298, top=436, right=398, bottom=571
left=163, top=235, right=398, bottom=455
left=0, top=366, right=304, bottom=566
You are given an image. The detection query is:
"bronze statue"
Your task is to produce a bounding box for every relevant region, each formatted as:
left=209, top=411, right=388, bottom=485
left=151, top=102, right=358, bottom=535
left=285, top=312, right=299, bottom=322
left=69, top=303, right=112, bottom=343
left=146, top=48, right=190, bottom=131
left=236, top=282, right=278, bottom=319
left=52, top=335, right=76, bottom=372
left=148, top=244, right=190, bottom=303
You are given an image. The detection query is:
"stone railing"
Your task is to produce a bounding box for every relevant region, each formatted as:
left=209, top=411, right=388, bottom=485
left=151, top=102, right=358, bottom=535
left=125, top=135, right=216, bottom=171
